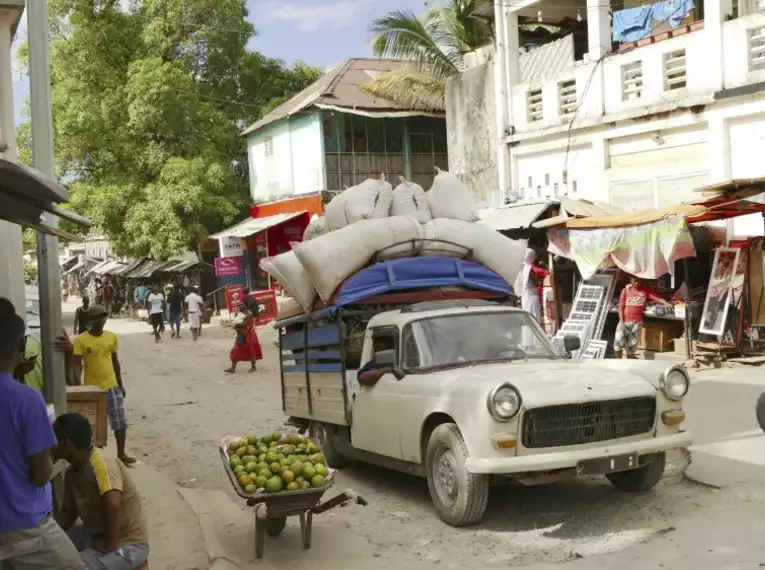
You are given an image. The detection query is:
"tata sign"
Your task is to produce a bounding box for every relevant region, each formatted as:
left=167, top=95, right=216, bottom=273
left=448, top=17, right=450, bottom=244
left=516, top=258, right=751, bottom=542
left=214, top=256, right=242, bottom=277
left=218, top=236, right=245, bottom=258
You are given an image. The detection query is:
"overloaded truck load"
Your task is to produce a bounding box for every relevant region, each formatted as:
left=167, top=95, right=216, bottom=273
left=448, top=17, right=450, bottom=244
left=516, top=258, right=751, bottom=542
left=260, top=169, right=526, bottom=316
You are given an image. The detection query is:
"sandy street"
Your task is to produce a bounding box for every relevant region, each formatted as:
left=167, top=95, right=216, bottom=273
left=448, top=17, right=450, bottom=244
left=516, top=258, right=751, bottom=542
left=77, top=303, right=765, bottom=570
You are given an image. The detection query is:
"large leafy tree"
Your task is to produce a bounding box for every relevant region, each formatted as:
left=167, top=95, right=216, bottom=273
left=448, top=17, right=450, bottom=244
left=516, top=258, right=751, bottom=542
left=361, top=0, right=493, bottom=112
left=17, top=0, right=320, bottom=259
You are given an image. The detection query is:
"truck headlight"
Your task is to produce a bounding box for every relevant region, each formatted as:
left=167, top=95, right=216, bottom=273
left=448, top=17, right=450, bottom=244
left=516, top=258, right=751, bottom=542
left=660, top=367, right=689, bottom=401
left=487, top=383, right=522, bottom=421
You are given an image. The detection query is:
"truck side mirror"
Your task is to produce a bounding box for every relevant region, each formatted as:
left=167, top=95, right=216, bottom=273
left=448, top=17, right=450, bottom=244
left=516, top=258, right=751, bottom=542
left=372, top=349, right=396, bottom=368
left=563, top=335, right=581, bottom=353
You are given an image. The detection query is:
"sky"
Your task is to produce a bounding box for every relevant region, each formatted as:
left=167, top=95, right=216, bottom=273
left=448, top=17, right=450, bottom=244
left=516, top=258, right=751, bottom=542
left=10, top=0, right=437, bottom=125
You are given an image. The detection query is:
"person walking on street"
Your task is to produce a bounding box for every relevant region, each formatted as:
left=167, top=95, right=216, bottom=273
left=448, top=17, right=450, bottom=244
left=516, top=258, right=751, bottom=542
left=614, top=275, right=672, bottom=359
left=146, top=286, right=165, bottom=342
left=167, top=285, right=184, bottom=339
left=74, top=296, right=91, bottom=335
left=53, top=413, right=150, bottom=569
left=224, top=289, right=263, bottom=374
left=0, top=305, right=85, bottom=569
left=102, top=281, right=116, bottom=317
left=72, top=305, right=135, bottom=465
left=184, top=286, right=204, bottom=342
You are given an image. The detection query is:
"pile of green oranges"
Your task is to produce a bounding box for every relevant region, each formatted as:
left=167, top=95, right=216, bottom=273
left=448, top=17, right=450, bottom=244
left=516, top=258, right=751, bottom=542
left=227, top=432, right=329, bottom=495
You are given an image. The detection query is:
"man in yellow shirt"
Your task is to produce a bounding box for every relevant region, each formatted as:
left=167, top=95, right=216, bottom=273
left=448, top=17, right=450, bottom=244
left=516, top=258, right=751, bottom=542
left=72, top=305, right=135, bottom=465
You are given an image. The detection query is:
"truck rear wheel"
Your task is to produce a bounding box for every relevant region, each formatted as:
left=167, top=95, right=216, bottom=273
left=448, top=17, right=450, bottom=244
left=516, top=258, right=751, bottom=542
left=425, top=423, right=489, bottom=526
left=756, top=392, right=765, bottom=432
left=309, top=421, right=347, bottom=468
left=606, top=452, right=666, bottom=492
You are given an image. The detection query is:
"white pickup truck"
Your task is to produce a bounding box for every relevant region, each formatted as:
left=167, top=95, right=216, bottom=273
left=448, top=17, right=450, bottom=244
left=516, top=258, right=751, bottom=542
left=276, top=299, right=693, bottom=526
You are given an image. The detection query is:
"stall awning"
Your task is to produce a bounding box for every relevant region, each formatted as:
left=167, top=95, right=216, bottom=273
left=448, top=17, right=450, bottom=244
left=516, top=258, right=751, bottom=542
left=0, top=158, right=92, bottom=235
left=209, top=212, right=307, bottom=239
left=480, top=199, right=554, bottom=231
left=60, top=255, right=78, bottom=269
left=94, top=260, right=126, bottom=276
left=63, top=260, right=86, bottom=275
left=86, top=260, right=110, bottom=275
left=126, top=260, right=166, bottom=279
left=533, top=198, right=625, bottom=229
left=110, top=259, right=147, bottom=277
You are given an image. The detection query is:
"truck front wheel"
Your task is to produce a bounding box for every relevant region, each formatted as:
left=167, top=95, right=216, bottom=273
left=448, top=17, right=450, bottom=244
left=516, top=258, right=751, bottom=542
left=308, top=421, right=347, bottom=468
left=425, top=423, right=489, bottom=526
left=606, top=452, right=666, bottom=492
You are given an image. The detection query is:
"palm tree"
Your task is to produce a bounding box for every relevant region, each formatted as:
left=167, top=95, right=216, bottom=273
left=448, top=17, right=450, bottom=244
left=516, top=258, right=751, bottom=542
left=361, top=0, right=494, bottom=112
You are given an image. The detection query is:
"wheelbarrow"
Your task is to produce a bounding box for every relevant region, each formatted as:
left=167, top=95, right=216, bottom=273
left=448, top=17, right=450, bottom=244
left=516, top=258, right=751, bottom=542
left=219, top=444, right=367, bottom=559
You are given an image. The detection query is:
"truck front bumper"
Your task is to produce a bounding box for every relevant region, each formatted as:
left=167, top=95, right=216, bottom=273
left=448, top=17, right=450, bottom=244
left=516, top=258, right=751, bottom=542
left=465, top=431, right=693, bottom=475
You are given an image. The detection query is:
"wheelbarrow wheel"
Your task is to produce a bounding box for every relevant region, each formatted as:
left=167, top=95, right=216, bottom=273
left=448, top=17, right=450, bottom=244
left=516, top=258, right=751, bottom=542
left=266, top=517, right=287, bottom=537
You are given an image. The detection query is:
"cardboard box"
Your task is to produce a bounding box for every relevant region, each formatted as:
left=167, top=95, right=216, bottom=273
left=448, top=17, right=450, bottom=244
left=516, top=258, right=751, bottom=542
left=66, top=386, right=108, bottom=447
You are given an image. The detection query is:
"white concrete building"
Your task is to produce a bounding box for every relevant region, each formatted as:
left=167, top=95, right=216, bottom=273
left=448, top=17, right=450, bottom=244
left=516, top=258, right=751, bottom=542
left=0, top=1, right=26, bottom=311
left=454, top=0, right=765, bottom=236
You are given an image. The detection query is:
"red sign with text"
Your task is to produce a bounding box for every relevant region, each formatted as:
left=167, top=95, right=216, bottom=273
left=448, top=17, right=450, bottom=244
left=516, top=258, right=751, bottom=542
left=253, top=290, right=277, bottom=326
left=215, top=256, right=242, bottom=277
left=224, top=285, right=244, bottom=314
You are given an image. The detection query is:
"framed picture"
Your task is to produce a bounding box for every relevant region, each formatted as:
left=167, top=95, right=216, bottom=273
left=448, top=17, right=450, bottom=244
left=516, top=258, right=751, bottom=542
left=700, top=247, right=740, bottom=336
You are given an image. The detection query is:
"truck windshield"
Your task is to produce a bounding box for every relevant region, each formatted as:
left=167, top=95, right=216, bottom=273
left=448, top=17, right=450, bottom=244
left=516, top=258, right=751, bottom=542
left=401, top=311, right=557, bottom=370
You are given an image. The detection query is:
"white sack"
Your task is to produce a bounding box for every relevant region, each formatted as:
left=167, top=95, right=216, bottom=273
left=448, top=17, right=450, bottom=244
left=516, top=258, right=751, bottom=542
left=420, top=218, right=526, bottom=288
left=303, top=217, right=326, bottom=242
left=260, top=250, right=317, bottom=313
left=293, top=216, right=424, bottom=301
left=391, top=179, right=432, bottom=223
left=325, top=177, right=393, bottom=231
left=427, top=169, right=479, bottom=222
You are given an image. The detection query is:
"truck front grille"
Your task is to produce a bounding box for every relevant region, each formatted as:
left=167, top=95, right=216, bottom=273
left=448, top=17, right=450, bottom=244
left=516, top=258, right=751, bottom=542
left=521, top=397, right=656, bottom=448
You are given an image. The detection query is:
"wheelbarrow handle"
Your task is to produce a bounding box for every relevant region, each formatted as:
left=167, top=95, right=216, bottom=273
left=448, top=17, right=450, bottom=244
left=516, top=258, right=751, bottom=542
left=311, top=488, right=367, bottom=515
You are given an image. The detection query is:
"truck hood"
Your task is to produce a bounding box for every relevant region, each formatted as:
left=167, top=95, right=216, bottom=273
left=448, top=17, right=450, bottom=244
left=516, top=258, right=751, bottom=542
left=424, top=359, right=665, bottom=408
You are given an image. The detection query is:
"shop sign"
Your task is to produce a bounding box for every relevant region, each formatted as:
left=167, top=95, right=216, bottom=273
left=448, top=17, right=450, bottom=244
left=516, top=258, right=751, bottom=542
left=224, top=285, right=244, bottom=314
left=253, top=290, right=277, bottom=325
left=214, top=257, right=242, bottom=277
left=219, top=236, right=245, bottom=258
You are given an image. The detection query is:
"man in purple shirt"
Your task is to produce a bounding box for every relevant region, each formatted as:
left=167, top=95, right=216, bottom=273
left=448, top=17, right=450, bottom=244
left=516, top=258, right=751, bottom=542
left=0, top=301, right=83, bottom=568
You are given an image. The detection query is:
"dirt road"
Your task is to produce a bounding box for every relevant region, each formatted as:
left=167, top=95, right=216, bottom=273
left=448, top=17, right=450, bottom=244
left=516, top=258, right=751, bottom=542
left=90, top=309, right=763, bottom=569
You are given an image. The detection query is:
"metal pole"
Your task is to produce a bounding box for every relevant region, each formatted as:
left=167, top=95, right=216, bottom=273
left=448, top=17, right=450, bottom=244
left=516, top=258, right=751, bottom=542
left=29, top=0, right=66, bottom=413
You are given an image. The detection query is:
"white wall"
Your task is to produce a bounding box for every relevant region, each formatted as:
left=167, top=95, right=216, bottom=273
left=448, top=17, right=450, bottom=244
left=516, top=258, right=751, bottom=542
left=247, top=113, right=325, bottom=203
left=729, top=114, right=765, bottom=236
left=0, top=8, right=24, bottom=311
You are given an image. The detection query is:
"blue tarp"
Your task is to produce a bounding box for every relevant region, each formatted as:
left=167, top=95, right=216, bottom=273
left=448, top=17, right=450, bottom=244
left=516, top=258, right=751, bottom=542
left=334, top=257, right=513, bottom=308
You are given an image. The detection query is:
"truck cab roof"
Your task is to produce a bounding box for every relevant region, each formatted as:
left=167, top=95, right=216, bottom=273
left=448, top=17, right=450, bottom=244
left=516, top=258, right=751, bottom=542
left=366, top=301, right=522, bottom=329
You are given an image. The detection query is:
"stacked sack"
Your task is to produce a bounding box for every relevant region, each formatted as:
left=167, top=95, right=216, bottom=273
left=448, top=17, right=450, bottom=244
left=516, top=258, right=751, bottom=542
left=261, top=169, right=525, bottom=314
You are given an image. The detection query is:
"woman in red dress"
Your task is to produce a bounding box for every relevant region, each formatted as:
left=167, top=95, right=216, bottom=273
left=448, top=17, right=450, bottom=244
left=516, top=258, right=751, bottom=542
left=224, top=301, right=263, bottom=374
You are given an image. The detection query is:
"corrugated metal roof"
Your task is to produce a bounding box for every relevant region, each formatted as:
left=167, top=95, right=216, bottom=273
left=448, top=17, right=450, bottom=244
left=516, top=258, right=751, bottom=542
left=479, top=199, right=556, bottom=231
left=210, top=212, right=306, bottom=239
left=126, top=260, right=166, bottom=279
left=520, top=34, right=575, bottom=85
left=94, top=260, right=126, bottom=276
left=110, top=258, right=147, bottom=277
left=242, top=58, right=445, bottom=135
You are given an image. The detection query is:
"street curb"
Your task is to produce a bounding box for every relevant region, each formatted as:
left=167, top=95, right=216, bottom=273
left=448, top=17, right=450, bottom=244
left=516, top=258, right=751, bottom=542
left=685, top=447, right=765, bottom=488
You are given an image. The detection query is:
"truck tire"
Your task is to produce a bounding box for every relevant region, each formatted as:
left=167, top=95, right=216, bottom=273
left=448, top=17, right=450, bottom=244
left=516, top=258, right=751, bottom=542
left=309, top=421, right=347, bottom=468
left=425, top=423, right=489, bottom=526
left=756, top=392, right=765, bottom=433
left=606, top=452, right=666, bottom=492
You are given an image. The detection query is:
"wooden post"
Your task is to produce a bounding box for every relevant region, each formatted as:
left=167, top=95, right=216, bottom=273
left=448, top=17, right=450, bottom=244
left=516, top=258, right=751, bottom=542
left=683, top=259, right=692, bottom=361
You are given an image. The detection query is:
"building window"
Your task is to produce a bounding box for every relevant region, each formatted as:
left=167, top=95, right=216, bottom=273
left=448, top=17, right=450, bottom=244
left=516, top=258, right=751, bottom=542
left=558, top=79, right=577, bottom=118
left=748, top=26, right=765, bottom=72
left=554, top=182, right=559, bottom=196
left=527, top=88, right=543, bottom=122
left=528, top=176, right=533, bottom=187
left=621, top=61, right=643, bottom=102
left=264, top=137, right=274, bottom=157
left=663, top=49, right=687, bottom=91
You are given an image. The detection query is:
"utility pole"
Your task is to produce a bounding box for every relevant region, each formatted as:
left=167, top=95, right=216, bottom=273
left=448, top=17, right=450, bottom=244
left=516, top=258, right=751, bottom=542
left=29, top=0, right=66, bottom=415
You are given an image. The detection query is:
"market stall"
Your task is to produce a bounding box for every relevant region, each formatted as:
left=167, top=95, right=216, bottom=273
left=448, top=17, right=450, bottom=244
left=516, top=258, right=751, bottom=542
left=536, top=179, right=765, bottom=361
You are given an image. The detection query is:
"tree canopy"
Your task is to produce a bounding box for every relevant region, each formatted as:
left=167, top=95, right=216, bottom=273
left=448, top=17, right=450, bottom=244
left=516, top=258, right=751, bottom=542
left=361, top=0, right=493, bottom=112
left=17, top=0, right=320, bottom=259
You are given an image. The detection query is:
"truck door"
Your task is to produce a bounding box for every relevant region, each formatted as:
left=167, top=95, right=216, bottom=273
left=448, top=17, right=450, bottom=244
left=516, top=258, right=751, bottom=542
left=350, top=326, right=404, bottom=459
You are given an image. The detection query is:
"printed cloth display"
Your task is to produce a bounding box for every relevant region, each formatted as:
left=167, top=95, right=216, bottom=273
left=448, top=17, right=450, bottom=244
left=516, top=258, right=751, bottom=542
left=612, top=0, right=696, bottom=43
left=548, top=217, right=697, bottom=280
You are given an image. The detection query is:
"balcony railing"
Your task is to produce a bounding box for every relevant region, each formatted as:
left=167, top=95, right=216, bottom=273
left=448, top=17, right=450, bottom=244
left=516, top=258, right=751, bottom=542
left=509, top=12, right=765, bottom=135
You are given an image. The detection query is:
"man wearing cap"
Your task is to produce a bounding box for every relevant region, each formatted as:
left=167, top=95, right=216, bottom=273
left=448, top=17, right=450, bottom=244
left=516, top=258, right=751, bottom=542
left=72, top=305, right=135, bottom=465
left=53, top=413, right=150, bottom=569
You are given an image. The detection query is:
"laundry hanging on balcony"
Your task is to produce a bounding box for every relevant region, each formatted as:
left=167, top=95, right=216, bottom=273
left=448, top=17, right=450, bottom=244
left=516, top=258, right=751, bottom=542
left=612, top=0, right=696, bottom=43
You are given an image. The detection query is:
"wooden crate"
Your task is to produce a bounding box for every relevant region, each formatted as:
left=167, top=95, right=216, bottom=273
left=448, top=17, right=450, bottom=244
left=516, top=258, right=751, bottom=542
left=640, top=321, right=684, bottom=352
left=66, top=386, right=108, bottom=447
